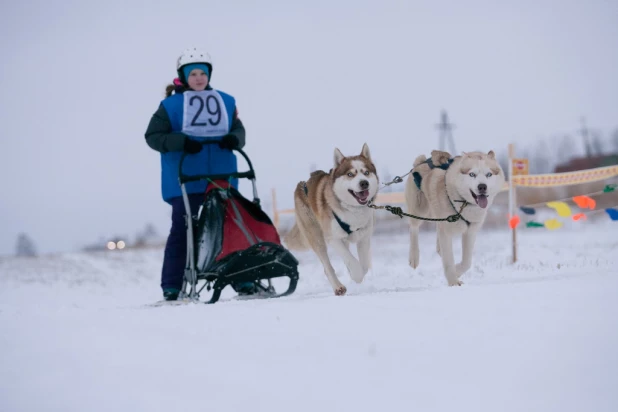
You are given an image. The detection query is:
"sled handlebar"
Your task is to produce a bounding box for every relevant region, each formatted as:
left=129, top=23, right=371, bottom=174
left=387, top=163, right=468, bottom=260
left=178, top=140, right=256, bottom=184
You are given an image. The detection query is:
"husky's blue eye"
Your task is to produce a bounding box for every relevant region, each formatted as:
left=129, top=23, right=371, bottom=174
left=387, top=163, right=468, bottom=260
left=486, top=172, right=492, bottom=178
left=469, top=172, right=476, bottom=178
left=363, top=170, right=370, bottom=176
left=347, top=172, right=354, bottom=177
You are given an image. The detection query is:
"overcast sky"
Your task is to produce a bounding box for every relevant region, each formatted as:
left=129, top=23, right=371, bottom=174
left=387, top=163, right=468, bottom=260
left=1, top=0, right=616, bottom=256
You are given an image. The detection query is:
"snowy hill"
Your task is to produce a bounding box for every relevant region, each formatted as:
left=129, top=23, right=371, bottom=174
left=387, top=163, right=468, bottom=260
left=1, top=226, right=617, bottom=412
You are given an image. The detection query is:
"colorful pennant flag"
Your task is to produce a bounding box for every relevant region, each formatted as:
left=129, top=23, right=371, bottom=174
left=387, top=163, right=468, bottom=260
left=572, top=195, right=596, bottom=210
left=526, top=221, right=544, bottom=228
left=588, top=198, right=597, bottom=209
left=544, top=218, right=563, bottom=230
left=606, top=208, right=618, bottom=221
left=519, top=206, right=536, bottom=215
left=509, top=215, right=520, bottom=229
left=604, top=184, right=616, bottom=193
left=572, top=213, right=587, bottom=221
left=546, top=201, right=572, bottom=217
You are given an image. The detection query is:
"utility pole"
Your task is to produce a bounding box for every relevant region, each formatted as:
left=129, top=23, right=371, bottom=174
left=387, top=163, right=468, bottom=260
left=436, top=110, right=456, bottom=154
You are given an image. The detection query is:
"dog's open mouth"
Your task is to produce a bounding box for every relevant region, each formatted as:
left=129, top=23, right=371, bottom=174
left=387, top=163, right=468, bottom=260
left=470, top=190, right=488, bottom=209
left=349, top=189, right=370, bottom=205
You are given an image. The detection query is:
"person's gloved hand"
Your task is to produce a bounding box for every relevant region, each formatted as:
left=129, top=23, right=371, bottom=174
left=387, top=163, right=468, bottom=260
left=184, top=138, right=203, bottom=154
left=218, top=134, right=239, bottom=150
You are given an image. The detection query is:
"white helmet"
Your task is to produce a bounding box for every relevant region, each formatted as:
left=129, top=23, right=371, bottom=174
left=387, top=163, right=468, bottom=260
left=176, top=47, right=213, bottom=82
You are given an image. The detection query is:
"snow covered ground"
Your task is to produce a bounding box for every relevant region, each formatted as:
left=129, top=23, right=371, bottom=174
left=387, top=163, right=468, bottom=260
left=1, top=224, right=617, bottom=412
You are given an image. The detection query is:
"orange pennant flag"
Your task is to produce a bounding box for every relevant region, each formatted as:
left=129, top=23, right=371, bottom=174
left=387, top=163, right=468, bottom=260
left=573, top=195, right=595, bottom=209
left=588, top=198, right=596, bottom=209
left=572, top=213, right=587, bottom=221
left=509, top=215, right=520, bottom=229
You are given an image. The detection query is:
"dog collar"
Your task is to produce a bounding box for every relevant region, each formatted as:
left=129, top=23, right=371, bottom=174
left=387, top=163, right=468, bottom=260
left=303, top=180, right=359, bottom=235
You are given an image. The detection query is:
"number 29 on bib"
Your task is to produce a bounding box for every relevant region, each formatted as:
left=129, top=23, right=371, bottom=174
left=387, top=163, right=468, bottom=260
left=182, top=90, right=230, bottom=137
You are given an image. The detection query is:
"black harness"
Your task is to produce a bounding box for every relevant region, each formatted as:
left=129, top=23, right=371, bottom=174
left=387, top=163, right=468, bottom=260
left=303, top=182, right=356, bottom=235
left=412, top=158, right=470, bottom=226
left=412, top=158, right=454, bottom=189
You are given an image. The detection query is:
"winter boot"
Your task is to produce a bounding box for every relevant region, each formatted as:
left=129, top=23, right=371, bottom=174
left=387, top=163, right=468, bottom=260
left=163, top=288, right=180, bottom=301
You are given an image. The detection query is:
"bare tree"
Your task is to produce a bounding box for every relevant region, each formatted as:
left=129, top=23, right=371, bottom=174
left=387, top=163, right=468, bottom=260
left=135, top=223, right=160, bottom=247
left=579, top=117, right=594, bottom=158
left=15, top=233, right=37, bottom=257
left=590, top=131, right=604, bottom=156
left=612, top=129, right=618, bottom=153
left=529, top=139, right=554, bottom=174
left=556, top=134, right=578, bottom=164
left=497, top=151, right=510, bottom=179
left=142, top=223, right=158, bottom=239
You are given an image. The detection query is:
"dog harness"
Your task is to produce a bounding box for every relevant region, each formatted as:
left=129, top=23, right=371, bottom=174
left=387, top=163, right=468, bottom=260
left=302, top=182, right=357, bottom=235
left=412, top=157, right=454, bottom=190
left=412, top=157, right=471, bottom=226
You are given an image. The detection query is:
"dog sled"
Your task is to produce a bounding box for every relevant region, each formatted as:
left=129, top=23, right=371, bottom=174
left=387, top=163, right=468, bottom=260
left=177, top=142, right=299, bottom=304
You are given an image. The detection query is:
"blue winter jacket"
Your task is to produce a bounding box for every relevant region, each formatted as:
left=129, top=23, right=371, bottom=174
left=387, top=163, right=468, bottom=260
left=146, top=87, right=243, bottom=203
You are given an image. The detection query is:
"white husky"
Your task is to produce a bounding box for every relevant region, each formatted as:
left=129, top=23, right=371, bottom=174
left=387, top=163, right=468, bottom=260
left=404, top=150, right=505, bottom=286
left=284, top=143, right=379, bottom=296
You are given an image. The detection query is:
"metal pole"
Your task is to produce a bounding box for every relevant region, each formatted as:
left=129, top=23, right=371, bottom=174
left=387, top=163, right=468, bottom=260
left=271, top=188, right=279, bottom=228
left=508, top=143, right=517, bottom=263
left=180, top=182, right=198, bottom=300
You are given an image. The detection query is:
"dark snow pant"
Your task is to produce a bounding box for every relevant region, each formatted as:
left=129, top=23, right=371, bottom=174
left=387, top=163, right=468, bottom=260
left=161, top=193, right=204, bottom=292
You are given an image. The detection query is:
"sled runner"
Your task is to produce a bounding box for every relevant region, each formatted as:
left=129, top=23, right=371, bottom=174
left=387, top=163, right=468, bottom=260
left=177, top=142, right=299, bottom=304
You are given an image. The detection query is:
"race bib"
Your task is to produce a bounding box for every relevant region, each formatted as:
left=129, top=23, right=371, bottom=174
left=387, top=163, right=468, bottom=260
left=182, top=90, right=230, bottom=137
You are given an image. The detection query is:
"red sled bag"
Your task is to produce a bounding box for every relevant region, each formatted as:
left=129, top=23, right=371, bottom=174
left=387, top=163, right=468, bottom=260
left=178, top=143, right=298, bottom=304
left=194, top=181, right=284, bottom=271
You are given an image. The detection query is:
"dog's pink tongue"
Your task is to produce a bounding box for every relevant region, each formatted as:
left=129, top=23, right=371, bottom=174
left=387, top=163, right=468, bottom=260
left=477, top=195, right=488, bottom=209
left=358, top=190, right=369, bottom=198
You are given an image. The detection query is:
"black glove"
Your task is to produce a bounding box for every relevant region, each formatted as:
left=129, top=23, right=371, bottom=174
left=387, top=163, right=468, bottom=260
left=218, top=134, right=239, bottom=150
left=183, top=138, right=203, bottom=154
